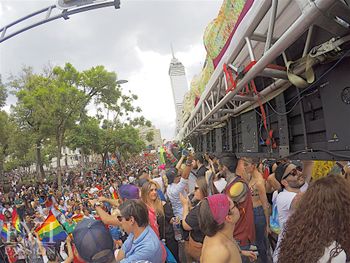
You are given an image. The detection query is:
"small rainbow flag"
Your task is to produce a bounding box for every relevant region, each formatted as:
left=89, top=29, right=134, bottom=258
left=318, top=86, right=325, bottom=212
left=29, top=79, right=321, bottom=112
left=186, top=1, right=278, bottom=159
left=12, top=209, right=22, bottom=234
left=35, top=211, right=67, bottom=244
left=1, top=223, right=10, bottom=241
left=72, top=214, right=83, bottom=224
left=112, top=190, right=118, bottom=200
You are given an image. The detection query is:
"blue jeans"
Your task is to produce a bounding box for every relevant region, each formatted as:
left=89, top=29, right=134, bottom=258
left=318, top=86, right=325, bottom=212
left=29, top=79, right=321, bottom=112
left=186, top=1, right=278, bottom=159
left=254, top=206, right=271, bottom=263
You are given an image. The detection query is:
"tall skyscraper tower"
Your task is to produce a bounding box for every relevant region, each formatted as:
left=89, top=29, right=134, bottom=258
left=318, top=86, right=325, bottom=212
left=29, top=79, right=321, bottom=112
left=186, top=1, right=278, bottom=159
left=168, top=46, right=189, bottom=137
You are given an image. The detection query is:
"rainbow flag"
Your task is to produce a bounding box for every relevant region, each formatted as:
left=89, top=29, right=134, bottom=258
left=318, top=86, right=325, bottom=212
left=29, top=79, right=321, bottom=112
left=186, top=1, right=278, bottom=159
left=112, top=190, right=118, bottom=200
left=72, top=214, right=83, bottom=224
left=12, top=209, right=22, bottom=234
left=1, top=223, right=10, bottom=241
left=35, top=211, right=67, bottom=244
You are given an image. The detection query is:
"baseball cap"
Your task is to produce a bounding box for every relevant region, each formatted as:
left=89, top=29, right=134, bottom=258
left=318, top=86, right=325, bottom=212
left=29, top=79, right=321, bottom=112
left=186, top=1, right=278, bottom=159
left=166, top=168, right=177, bottom=184
left=73, top=219, right=114, bottom=263
left=119, top=184, right=139, bottom=200
left=275, top=163, right=290, bottom=184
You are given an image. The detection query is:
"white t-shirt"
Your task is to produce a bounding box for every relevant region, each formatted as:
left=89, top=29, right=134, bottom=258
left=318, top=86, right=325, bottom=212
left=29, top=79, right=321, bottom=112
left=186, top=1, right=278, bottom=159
left=188, top=172, right=197, bottom=193
left=273, top=184, right=309, bottom=263
left=166, top=177, right=188, bottom=219
left=318, top=242, right=347, bottom=263
left=275, top=190, right=297, bottom=231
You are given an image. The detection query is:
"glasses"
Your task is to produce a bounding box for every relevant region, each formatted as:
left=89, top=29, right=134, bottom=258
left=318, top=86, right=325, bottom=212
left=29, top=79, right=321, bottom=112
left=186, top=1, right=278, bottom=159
left=282, top=167, right=300, bottom=180
left=228, top=201, right=239, bottom=215
left=229, top=201, right=239, bottom=210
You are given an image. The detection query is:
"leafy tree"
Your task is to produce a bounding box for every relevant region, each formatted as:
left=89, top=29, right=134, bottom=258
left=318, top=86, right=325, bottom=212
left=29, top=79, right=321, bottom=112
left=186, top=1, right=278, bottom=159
left=9, top=63, right=150, bottom=187
left=145, top=130, right=155, bottom=143
left=11, top=69, right=61, bottom=180
left=0, top=111, right=11, bottom=179
left=0, top=75, right=7, bottom=108
left=66, top=116, right=101, bottom=167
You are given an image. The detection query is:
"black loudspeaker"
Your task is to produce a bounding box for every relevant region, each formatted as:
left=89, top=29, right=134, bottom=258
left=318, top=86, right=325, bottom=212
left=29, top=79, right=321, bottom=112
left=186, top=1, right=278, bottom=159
left=319, top=57, right=350, bottom=151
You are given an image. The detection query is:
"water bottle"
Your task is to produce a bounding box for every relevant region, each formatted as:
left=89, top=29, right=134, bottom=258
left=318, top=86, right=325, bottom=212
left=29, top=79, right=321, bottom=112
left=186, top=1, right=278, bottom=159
left=172, top=217, right=182, bottom=241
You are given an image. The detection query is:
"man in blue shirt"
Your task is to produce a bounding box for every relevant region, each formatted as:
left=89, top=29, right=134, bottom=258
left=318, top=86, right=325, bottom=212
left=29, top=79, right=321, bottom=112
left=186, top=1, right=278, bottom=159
left=115, top=200, right=163, bottom=263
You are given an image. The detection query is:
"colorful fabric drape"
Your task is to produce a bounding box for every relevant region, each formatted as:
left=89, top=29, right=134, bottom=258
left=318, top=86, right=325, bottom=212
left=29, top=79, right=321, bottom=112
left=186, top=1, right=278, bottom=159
left=35, top=211, right=67, bottom=244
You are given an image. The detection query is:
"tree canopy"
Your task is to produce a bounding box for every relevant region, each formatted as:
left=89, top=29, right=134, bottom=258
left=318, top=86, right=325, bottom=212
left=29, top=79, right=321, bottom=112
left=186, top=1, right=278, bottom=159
left=2, top=63, right=151, bottom=186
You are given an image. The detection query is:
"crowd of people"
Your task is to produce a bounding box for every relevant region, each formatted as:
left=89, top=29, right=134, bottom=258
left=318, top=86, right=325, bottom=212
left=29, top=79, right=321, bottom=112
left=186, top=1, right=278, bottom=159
left=0, top=149, right=349, bottom=263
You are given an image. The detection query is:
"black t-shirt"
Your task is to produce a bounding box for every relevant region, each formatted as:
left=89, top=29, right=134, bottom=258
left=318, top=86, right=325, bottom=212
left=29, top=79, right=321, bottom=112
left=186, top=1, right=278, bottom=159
left=196, top=165, right=208, bottom=178
left=185, top=205, right=205, bottom=243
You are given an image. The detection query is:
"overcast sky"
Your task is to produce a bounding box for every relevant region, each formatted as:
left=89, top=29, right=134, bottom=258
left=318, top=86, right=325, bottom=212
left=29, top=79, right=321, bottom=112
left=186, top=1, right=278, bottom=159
left=0, top=0, right=222, bottom=140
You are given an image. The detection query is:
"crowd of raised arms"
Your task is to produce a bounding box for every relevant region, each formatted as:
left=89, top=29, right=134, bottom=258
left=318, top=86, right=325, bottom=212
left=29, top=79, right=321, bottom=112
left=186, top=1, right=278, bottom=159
left=0, top=146, right=349, bottom=263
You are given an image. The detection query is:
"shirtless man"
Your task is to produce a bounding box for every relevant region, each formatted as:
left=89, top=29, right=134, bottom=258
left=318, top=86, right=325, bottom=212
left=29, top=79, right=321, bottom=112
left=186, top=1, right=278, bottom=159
left=198, top=194, right=257, bottom=263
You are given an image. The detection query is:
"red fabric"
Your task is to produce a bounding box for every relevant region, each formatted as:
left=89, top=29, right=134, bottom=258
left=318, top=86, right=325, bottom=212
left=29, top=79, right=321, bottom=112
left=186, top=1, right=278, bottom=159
left=194, top=96, right=200, bottom=106
left=223, top=63, right=237, bottom=93
left=212, top=0, right=255, bottom=68
left=226, top=177, right=255, bottom=246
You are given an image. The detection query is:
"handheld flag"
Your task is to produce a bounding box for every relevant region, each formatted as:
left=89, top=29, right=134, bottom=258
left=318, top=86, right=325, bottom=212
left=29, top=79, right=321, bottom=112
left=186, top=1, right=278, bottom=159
left=1, top=223, right=10, bottom=241
left=112, top=190, right=118, bottom=200
left=72, top=214, right=84, bottom=224
left=12, top=209, right=22, bottom=234
left=35, top=211, right=67, bottom=244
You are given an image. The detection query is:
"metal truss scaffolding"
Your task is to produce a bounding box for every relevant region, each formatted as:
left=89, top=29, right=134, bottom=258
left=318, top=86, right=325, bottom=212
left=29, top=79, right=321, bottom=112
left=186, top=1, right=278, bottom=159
left=180, top=0, right=350, bottom=141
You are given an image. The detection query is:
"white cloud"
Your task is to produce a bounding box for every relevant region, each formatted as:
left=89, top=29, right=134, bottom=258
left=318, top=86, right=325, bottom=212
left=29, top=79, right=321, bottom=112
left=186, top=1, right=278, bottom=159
left=0, top=0, right=222, bottom=141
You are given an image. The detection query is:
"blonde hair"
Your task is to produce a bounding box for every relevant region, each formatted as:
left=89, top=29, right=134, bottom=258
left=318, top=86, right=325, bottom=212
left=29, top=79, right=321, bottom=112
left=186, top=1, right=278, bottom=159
left=141, top=181, right=164, bottom=216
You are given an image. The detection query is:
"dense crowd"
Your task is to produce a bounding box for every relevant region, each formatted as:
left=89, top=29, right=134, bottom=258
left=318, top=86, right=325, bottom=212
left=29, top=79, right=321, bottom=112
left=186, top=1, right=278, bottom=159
left=0, top=150, right=349, bottom=263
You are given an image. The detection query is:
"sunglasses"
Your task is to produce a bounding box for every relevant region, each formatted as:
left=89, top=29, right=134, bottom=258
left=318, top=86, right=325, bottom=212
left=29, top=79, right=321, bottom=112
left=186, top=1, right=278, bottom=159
left=229, top=201, right=239, bottom=210
left=282, top=167, right=300, bottom=180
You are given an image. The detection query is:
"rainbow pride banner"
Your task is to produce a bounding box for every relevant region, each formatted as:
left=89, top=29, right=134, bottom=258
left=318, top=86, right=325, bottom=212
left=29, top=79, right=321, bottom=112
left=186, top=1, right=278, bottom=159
left=1, top=223, right=10, bottom=241
left=72, top=214, right=84, bottom=224
left=35, top=211, right=67, bottom=243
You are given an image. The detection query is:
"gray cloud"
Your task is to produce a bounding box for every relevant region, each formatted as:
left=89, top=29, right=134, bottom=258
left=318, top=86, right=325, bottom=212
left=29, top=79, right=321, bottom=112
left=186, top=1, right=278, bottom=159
left=0, top=0, right=222, bottom=139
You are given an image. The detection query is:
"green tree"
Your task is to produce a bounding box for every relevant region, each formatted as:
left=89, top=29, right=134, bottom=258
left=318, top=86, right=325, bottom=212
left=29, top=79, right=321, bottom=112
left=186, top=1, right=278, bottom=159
left=145, top=130, right=155, bottom=143
left=66, top=116, right=101, bottom=167
left=0, top=111, right=11, bottom=179
left=10, top=63, right=149, bottom=187
left=0, top=75, right=7, bottom=108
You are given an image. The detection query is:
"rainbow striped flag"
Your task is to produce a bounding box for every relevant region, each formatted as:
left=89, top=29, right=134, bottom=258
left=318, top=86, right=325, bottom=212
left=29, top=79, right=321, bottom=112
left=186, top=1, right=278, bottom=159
left=35, top=211, right=67, bottom=244
left=72, top=214, right=83, bottom=224
left=112, top=190, right=118, bottom=200
left=12, top=209, right=22, bottom=234
left=1, top=223, right=10, bottom=241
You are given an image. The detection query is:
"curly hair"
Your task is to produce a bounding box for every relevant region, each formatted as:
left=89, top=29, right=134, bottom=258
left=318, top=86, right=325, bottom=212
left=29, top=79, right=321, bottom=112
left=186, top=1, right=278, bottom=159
left=277, top=174, right=350, bottom=263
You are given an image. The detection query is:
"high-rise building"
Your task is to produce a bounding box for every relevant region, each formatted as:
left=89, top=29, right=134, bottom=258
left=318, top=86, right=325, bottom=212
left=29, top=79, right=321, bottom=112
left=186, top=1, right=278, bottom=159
left=168, top=47, right=189, bottom=137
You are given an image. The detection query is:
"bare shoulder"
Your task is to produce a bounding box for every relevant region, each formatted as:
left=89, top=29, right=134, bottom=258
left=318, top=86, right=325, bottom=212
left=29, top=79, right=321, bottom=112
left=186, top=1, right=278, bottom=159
left=201, top=239, right=230, bottom=263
